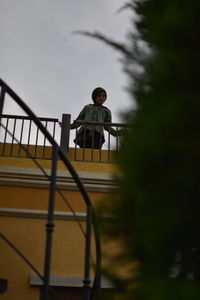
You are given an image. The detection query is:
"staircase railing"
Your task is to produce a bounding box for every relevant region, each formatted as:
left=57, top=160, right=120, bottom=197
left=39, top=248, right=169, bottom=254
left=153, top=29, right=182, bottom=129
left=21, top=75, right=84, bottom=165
left=0, top=78, right=101, bottom=300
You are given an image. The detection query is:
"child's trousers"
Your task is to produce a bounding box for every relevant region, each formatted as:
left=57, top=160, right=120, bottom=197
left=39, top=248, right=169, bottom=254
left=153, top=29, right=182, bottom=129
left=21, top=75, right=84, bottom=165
left=74, top=129, right=105, bottom=149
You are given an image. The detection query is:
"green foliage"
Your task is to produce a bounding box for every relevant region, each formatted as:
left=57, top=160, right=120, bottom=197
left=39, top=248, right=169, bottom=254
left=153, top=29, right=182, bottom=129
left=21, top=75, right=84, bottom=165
left=96, top=0, right=200, bottom=299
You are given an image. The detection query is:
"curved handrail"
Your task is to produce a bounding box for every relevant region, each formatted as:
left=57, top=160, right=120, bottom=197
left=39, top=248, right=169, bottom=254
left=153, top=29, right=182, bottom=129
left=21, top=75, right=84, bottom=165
left=0, top=78, right=101, bottom=299
left=0, top=78, right=90, bottom=204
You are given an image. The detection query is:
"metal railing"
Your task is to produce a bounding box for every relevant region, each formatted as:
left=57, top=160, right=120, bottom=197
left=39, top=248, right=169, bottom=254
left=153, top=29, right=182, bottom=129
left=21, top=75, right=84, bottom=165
left=72, top=120, right=129, bottom=163
left=0, top=113, right=129, bottom=163
left=0, top=114, right=59, bottom=159
left=0, top=79, right=101, bottom=300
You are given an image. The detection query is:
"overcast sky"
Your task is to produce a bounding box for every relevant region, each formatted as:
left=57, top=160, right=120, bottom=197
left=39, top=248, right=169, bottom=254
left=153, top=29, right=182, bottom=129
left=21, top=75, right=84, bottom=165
left=0, top=0, right=135, bottom=124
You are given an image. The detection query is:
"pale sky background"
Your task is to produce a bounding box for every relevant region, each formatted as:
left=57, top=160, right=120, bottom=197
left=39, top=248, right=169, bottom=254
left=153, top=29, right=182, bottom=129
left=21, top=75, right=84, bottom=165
left=0, top=0, right=136, bottom=123
left=0, top=0, right=138, bottom=148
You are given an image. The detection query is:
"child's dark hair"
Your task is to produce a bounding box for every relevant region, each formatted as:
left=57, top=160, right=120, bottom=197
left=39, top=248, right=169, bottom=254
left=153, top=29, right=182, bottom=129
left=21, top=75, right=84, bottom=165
left=91, top=87, right=107, bottom=102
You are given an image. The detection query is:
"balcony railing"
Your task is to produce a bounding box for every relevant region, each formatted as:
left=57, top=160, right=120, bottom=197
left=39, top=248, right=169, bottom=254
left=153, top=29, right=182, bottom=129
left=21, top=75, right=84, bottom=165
left=72, top=119, right=129, bottom=163
left=0, top=114, right=59, bottom=159
left=0, top=113, right=129, bottom=163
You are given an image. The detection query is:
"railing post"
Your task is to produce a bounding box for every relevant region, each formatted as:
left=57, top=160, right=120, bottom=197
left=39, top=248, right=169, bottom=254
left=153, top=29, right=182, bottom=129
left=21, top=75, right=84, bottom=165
left=60, top=114, right=71, bottom=156
left=42, top=145, right=58, bottom=300
left=83, top=205, right=92, bottom=300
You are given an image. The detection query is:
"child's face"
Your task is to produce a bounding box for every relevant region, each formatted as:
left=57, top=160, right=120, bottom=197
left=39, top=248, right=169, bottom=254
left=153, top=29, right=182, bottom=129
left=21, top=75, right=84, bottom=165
left=95, top=92, right=106, bottom=105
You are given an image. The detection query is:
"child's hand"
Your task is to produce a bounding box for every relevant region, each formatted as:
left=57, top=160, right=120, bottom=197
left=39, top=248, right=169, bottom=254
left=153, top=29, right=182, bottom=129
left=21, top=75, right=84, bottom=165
left=117, top=129, right=125, bottom=136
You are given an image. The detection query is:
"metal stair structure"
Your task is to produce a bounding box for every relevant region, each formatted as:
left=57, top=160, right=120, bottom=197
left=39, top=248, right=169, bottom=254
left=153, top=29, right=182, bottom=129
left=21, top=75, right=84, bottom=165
left=0, top=78, right=101, bottom=300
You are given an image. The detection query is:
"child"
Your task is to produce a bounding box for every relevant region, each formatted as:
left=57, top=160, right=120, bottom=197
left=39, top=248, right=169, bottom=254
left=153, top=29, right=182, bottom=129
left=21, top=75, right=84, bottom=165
left=71, top=87, right=120, bottom=149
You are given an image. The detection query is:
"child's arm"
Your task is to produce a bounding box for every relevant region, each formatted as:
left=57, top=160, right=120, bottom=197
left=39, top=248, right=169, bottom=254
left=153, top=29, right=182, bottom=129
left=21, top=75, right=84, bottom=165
left=104, top=109, right=118, bottom=136
left=70, top=106, right=87, bottom=129
left=104, top=109, right=125, bottom=137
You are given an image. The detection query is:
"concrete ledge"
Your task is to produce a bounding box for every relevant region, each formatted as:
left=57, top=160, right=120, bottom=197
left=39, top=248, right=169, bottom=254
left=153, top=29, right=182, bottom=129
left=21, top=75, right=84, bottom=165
left=0, top=166, right=118, bottom=192
left=0, top=208, right=86, bottom=221
left=0, top=208, right=115, bottom=221
left=30, top=274, right=114, bottom=289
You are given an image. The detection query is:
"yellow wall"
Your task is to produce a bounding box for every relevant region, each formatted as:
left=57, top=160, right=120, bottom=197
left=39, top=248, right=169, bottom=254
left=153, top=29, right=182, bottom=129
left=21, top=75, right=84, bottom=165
left=0, top=146, right=118, bottom=299
left=0, top=145, right=119, bottom=174
left=0, top=185, right=106, bottom=212
left=0, top=216, right=89, bottom=300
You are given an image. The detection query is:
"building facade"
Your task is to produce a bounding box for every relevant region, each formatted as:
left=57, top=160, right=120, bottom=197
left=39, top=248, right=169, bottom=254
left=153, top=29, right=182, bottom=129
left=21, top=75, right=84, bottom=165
left=0, top=146, right=119, bottom=300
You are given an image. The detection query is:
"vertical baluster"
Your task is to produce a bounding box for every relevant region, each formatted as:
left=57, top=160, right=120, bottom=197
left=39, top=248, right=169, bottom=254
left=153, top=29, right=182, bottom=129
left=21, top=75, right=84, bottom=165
left=75, top=127, right=78, bottom=161
left=18, top=118, right=24, bottom=156
left=108, top=131, right=111, bottom=163
left=116, top=126, right=119, bottom=151
left=2, top=118, right=9, bottom=155
left=116, top=126, right=119, bottom=153
left=10, top=118, right=17, bottom=156
left=51, top=121, right=56, bottom=159
left=43, top=121, right=48, bottom=158
left=35, top=127, right=39, bottom=158
left=27, top=120, right=32, bottom=157
left=115, top=126, right=119, bottom=164
left=99, top=125, right=103, bottom=162
left=83, top=128, right=86, bottom=161
left=91, top=131, right=94, bottom=162
left=52, top=121, right=56, bottom=140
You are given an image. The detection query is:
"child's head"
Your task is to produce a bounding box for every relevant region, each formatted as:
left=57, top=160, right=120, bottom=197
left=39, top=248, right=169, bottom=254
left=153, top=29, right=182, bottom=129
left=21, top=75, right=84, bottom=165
left=92, top=87, right=107, bottom=105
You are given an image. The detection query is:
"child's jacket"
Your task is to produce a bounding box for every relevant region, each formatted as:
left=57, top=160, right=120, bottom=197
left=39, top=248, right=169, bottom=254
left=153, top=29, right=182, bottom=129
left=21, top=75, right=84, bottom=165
left=71, top=104, right=117, bottom=137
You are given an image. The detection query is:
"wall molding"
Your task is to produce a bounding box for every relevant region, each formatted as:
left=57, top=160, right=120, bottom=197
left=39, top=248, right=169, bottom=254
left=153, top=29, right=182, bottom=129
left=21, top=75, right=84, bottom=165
left=0, top=207, right=114, bottom=221
left=0, top=208, right=86, bottom=221
left=30, top=274, right=114, bottom=289
left=0, top=166, right=118, bottom=192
